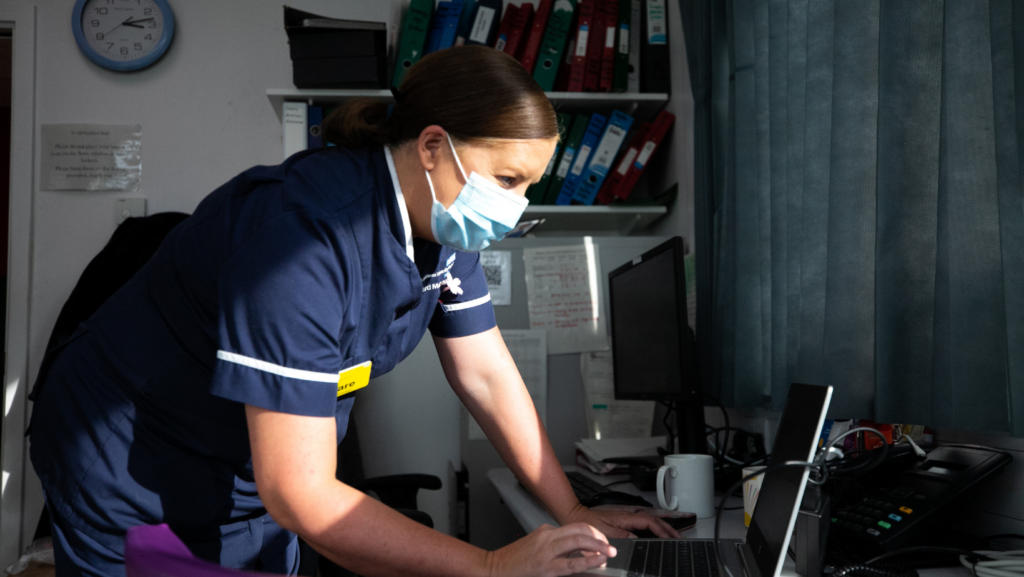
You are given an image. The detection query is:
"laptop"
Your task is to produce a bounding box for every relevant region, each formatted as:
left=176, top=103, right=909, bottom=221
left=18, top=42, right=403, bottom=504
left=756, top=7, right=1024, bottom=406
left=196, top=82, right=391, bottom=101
left=580, top=383, right=833, bottom=577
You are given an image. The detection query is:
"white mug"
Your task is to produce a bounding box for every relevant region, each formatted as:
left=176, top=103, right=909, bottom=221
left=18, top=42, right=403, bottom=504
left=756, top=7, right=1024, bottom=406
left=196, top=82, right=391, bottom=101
left=657, top=454, right=715, bottom=518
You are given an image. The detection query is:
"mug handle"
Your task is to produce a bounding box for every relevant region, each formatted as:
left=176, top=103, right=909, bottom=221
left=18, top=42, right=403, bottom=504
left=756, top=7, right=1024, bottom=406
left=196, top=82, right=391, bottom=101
left=657, top=465, right=678, bottom=510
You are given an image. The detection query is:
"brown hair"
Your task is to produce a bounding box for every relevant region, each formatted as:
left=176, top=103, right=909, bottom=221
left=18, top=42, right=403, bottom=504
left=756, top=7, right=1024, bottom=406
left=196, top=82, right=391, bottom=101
left=322, top=46, right=558, bottom=148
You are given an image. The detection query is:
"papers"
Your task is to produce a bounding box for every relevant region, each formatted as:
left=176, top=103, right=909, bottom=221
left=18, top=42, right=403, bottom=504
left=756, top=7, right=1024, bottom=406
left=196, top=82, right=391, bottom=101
left=468, top=329, right=547, bottom=441
left=580, top=351, right=655, bottom=439
left=522, top=240, right=608, bottom=355
left=40, top=124, right=142, bottom=191
left=480, top=250, right=513, bottom=306
left=574, top=436, right=665, bottom=474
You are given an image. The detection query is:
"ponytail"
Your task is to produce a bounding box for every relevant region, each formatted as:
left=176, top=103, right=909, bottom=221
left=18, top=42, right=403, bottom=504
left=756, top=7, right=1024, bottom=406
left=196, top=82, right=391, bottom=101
left=321, top=98, right=396, bottom=148
left=321, top=46, right=557, bottom=148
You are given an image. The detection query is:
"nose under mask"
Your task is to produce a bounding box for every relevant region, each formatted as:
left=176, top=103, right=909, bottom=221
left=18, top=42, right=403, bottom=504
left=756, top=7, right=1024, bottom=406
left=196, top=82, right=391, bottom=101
left=423, top=133, right=529, bottom=252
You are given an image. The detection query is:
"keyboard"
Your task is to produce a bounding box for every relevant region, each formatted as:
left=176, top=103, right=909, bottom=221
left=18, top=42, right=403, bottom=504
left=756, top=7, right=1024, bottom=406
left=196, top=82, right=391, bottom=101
left=627, top=540, right=721, bottom=577
left=566, top=471, right=610, bottom=502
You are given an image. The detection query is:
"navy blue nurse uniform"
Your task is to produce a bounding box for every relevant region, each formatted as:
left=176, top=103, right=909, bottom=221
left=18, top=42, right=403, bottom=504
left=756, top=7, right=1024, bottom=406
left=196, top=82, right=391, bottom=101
left=28, top=145, right=497, bottom=576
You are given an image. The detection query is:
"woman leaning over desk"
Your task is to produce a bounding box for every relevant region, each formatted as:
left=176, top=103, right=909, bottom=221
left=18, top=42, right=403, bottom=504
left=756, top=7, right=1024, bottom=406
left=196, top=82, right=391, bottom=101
left=28, top=46, right=678, bottom=577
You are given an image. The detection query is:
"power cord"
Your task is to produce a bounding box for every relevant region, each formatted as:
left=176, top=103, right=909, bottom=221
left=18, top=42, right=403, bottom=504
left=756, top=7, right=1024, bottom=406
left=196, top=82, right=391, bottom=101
left=959, top=550, right=1024, bottom=577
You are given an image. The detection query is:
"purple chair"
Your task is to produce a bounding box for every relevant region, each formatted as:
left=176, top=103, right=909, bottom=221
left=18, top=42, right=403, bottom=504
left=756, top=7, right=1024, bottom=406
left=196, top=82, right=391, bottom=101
left=125, top=524, right=280, bottom=577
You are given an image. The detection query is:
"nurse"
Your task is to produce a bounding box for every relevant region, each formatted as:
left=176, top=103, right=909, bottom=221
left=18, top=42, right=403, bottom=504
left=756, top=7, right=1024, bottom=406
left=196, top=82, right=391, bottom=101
left=29, top=46, right=678, bottom=577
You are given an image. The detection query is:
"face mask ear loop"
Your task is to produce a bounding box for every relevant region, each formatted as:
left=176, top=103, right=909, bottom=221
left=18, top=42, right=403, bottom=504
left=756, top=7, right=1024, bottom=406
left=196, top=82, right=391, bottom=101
left=446, top=132, right=469, bottom=182
left=424, top=169, right=439, bottom=203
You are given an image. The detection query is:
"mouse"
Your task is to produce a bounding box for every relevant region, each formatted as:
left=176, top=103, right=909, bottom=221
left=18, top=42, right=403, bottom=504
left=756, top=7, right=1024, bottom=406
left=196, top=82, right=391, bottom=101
left=583, top=490, right=653, bottom=508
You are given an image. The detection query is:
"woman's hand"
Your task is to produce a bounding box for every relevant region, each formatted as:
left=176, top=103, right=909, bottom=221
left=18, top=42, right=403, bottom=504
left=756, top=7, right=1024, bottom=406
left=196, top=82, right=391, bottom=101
left=562, top=503, right=683, bottom=539
left=486, top=523, right=617, bottom=577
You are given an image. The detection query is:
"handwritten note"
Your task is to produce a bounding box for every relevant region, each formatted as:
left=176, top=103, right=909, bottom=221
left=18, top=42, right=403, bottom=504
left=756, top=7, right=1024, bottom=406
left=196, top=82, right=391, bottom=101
left=580, top=351, right=655, bottom=439
left=40, top=124, right=142, bottom=191
left=468, top=329, right=547, bottom=441
left=523, top=241, right=608, bottom=355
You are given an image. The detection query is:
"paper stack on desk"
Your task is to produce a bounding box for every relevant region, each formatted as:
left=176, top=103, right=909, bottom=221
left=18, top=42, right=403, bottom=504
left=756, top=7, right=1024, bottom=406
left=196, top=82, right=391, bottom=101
left=574, top=437, right=665, bottom=475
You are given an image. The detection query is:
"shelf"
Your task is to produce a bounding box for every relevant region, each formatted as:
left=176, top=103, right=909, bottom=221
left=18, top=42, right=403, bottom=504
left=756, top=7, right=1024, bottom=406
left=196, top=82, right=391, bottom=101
left=267, top=89, right=670, bottom=120
left=520, top=205, right=667, bottom=236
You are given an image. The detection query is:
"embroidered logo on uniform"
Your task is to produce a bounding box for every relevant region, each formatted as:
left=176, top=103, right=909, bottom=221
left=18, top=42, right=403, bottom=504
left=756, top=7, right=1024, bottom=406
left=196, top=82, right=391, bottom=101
left=444, top=272, right=463, bottom=295
left=422, top=254, right=460, bottom=293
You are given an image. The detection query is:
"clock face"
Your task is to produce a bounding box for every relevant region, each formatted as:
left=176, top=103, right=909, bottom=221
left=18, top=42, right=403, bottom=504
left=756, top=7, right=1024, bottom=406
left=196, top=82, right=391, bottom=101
left=79, top=0, right=167, bottom=64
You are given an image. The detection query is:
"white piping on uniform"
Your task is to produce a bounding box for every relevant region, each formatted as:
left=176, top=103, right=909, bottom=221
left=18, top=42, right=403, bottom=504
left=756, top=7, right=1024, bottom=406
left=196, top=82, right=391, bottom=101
left=440, top=293, right=491, bottom=313
left=216, top=350, right=343, bottom=383
left=384, top=146, right=415, bottom=262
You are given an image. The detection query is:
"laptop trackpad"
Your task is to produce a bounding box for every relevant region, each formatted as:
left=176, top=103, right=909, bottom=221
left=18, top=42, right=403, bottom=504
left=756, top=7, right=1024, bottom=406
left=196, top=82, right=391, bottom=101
left=574, top=538, right=632, bottom=576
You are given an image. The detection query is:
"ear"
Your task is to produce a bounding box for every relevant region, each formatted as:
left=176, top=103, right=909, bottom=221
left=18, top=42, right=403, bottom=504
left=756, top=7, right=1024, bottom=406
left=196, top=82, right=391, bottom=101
left=417, top=125, right=447, bottom=171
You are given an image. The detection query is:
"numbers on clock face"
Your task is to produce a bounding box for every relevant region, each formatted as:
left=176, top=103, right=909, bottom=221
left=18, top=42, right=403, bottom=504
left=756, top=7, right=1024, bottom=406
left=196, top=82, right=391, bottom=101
left=82, top=0, right=164, bottom=62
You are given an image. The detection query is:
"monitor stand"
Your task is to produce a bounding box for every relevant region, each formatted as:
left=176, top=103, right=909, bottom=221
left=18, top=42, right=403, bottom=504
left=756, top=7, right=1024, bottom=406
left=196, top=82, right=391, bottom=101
left=674, top=396, right=707, bottom=454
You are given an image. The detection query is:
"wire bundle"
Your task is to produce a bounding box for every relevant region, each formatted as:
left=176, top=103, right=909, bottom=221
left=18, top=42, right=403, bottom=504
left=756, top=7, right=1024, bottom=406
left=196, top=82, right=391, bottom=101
left=961, top=550, right=1024, bottom=577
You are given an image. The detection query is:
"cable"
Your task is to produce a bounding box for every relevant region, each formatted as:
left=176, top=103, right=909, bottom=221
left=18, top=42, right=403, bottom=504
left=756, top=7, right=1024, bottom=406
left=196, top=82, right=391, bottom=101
left=706, top=428, right=767, bottom=466
left=864, top=547, right=984, bottom=566
left=813, top=427, right=890, bottom=485
left=703, top=392, right=730, bottom=461
left=959, top=550, right=1024, bottom=577
left=987, top=536, right=1024, bottom=547
left=832, top=565, right=918, bottom=577
left=660, top=401, right=675, bottom=453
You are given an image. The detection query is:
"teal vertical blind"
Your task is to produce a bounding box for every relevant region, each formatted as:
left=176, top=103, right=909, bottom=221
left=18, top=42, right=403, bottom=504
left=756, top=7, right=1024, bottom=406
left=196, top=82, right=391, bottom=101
left=683, top=0, right=1024, bottom=434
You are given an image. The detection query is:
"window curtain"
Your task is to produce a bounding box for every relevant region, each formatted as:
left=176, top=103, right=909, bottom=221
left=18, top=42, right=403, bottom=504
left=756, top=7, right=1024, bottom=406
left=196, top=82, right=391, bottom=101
left=681, top=0, right=1024, bottom=435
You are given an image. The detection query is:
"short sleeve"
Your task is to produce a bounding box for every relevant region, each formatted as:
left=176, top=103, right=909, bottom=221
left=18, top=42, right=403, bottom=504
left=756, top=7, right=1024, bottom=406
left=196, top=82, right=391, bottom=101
left=210, top=212, right=351, bottom=417
left=428, top=250, right=497, bottom=338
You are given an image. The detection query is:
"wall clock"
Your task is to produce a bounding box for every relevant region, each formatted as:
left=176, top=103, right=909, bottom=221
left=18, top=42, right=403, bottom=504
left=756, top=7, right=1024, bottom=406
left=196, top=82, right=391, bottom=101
left=72, top=0, right=175, bottom=72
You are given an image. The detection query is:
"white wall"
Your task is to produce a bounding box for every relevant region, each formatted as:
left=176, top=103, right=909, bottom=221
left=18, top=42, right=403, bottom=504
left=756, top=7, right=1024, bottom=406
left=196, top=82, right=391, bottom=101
left=11, top=0, right=428, bottom=562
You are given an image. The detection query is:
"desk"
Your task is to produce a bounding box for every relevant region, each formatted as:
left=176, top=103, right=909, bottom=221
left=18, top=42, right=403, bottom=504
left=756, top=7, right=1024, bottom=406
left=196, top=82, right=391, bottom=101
left=487, top=467, right=969, bottom=577
left=487, top=467, right=747, bottom=540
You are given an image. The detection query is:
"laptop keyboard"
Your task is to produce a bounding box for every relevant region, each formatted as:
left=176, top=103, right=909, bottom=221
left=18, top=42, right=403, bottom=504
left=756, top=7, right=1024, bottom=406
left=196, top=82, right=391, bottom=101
left=626, top=540, right=721, bottom=577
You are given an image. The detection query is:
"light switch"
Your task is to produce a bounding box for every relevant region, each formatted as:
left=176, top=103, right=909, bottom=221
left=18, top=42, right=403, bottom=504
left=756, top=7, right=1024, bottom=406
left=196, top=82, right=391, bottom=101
left=116, top=198, right=147, bottom=225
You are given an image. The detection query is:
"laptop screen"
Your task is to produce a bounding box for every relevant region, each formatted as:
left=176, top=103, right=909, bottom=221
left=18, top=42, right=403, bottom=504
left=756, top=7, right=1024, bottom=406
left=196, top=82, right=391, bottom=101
left=745, top=384, right=832, bottom=577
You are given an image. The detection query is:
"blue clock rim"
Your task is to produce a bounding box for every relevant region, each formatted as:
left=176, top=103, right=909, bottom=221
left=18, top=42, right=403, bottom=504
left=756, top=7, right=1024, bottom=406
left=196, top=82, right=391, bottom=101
left=72, top=0, right=175, bottom=72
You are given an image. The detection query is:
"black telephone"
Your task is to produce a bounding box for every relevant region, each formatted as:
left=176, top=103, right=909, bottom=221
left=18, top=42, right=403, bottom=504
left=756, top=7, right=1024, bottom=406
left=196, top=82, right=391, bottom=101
left=827, top=444, right=1011, bottom=553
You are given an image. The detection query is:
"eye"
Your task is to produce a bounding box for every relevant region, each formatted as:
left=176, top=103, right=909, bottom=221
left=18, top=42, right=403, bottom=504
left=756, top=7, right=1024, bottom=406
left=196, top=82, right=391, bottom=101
left=497, top=176, right=516, bottom=187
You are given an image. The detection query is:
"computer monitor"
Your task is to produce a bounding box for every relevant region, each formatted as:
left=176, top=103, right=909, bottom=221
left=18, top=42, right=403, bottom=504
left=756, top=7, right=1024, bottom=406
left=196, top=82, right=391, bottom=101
left=607, top=237, right=706, bottom=452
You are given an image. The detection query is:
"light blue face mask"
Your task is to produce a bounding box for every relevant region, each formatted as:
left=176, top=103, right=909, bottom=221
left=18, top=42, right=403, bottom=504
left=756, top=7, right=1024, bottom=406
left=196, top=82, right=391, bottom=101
left=424, top=133, right=529, bottom=252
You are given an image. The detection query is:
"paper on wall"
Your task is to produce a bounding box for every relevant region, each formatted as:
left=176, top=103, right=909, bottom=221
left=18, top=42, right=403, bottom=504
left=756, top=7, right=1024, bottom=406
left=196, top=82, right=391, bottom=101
left=40, top=124, right=142, bottom=191
left=522, top=240, right=608, bottom=355
left=581, top=351, right=655, bottom=440
left=480, top=250, right=513, bottom=306
left=468, top=329, right=547, bottom=441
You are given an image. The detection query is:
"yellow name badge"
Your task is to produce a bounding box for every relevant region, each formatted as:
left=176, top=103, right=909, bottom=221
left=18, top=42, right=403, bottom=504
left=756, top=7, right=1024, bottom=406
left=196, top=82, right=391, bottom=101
left=337, top=361, right=372, bottom=397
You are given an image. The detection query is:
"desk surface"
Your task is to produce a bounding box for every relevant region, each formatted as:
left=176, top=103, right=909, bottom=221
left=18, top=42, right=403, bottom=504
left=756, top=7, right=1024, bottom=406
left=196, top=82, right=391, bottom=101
left=487, top=467, right=747, bottom=540
left=487, top=467, right=970, bottom=577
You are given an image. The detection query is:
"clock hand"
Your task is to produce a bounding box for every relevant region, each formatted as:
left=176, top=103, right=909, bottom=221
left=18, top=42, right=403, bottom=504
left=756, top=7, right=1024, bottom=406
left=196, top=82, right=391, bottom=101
left=122, top=17, right=155, bottom=28
left=101, top=17, right=131, bottom=36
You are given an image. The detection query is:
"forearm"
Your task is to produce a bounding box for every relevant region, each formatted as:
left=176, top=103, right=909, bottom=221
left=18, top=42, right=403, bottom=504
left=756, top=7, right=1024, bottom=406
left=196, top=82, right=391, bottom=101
left=435, top=329, right=582, bottom=525
left=484, top=396, right=584, bottom=525
left=276, top=478, right=492, bottom=577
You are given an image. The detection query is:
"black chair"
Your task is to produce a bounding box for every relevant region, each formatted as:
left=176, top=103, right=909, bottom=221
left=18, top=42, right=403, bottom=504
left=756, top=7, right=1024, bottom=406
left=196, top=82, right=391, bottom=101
left=298, top=417, right=441, bottom=577
left=29, top=213, right=441, bottom=575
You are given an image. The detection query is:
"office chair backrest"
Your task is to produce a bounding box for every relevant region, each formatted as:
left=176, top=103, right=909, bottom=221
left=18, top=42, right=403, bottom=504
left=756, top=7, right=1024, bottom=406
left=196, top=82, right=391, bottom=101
left=125, top=524, right=278, bottom=577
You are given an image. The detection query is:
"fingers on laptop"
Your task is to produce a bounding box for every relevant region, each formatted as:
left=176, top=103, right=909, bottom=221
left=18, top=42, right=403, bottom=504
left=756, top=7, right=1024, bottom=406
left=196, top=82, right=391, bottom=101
left=549, top=524, right=615, bottom=575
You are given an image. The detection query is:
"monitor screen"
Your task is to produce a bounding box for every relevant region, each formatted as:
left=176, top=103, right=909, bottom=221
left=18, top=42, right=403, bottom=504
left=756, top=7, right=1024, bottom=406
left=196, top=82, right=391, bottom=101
left=608, top=237, right=695, bottom=401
